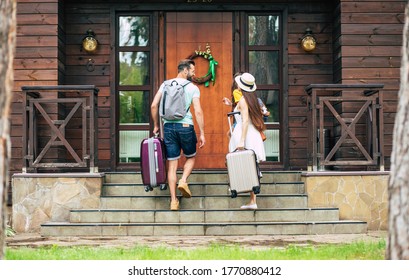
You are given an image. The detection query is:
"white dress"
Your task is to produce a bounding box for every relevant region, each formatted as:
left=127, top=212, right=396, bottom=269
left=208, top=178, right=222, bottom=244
left=228, top=107, right=266, bottom=162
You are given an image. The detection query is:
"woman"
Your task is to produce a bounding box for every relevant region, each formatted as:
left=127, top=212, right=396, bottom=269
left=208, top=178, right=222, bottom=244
left=228, top=72, right=266, bottom=209
left=223, top=72, right=270, bottom=122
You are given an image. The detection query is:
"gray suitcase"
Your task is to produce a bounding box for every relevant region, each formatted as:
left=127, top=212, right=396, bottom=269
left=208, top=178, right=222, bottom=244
left=226, top=149, right=261, bottom=198
left=226, top=112, right=261, bottom=198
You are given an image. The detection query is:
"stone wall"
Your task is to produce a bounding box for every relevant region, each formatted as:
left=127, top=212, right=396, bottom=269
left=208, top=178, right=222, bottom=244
left=302, top=172, right=389, bottom=230
left=12, top=173, right=103, bottom=233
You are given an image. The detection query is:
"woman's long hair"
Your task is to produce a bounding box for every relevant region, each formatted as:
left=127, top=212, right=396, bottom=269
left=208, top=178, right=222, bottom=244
left=242, top=91, right=266, bottom=132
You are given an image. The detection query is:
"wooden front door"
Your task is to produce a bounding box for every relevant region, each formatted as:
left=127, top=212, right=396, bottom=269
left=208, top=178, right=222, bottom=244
left=165, top=12, right=233, bottom=169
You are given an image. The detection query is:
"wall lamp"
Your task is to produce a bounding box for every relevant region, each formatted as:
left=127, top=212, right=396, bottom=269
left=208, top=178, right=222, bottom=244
left=300, top=28, right=317, bottom=52
left=82, top=29, right=98, bottom=53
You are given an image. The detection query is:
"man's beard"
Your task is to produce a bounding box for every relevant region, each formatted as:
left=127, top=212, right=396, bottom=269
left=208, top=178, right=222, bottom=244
left=187, top=75, right=192, bottom=81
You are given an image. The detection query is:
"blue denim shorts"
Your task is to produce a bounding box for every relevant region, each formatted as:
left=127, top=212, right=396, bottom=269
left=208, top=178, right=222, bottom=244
left=164, top=123, right=197, bottom=160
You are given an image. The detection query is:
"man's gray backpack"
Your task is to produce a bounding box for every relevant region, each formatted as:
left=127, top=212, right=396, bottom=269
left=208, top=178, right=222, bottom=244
left=159, top=80, right=191, bottom=120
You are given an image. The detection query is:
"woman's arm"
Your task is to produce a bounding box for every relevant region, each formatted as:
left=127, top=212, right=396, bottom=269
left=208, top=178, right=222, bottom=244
left=237, top=97, right=249, bottom=149
left=222, top=97, right=232, bottom=106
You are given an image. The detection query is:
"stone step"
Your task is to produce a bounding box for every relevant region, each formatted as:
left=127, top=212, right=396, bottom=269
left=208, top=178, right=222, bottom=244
left=69, top=208, right=340, bottom=223
left=39, top=170, right=369, bottom=237
left=100, top=194, right=308, bottom=209
left=102, top=182, right=306, bottom=196
left=103, top=171, right=302, bottom=184
left=41, top=220, right=367, bottom=236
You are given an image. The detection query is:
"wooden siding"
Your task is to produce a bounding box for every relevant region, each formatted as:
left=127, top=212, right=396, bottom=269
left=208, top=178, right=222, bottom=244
left=337, top=0, right=406, bottom=168
left=12, top=0, right=61, bottom=176
left=64, top=4, right=112, bottom=170
left=287, top=3, right=335, bottom=169
left=10, top=0, right=406, bottom=175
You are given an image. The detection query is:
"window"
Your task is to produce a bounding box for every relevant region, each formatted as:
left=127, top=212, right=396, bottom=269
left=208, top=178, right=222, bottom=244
left=117, top=15, right=152, bottom=163
left=247, top=14, right=281, bottom=162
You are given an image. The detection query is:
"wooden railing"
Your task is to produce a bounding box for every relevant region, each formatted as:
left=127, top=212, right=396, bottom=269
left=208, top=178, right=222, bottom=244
left=22, top=85, right=99, bottom=173
left=305, top=84, right=384, bottom=172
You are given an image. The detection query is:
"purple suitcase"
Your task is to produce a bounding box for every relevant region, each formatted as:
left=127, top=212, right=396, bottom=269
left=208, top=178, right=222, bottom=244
left=140, top=136, right=167, bottom=192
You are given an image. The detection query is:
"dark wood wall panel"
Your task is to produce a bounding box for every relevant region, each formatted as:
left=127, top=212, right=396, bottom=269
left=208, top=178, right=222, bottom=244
left=65, top=3, right=112, bottom=170
left=340, top=1, right=406, bottom=13
left=339, top=0, right=406, bottom=169
left=287, top=3, right=334, bottom=170
left=11, top=0, right=61, bottom=175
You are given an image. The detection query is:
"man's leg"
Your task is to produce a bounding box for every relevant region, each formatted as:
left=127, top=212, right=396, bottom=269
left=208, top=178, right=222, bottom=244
left=167, top=159, right=179, bottom=209
left=177, top=156, right=195, bottom=198
left=176, top=124, right=197, bottom=197
left=180, top=156, right=195, bottom=183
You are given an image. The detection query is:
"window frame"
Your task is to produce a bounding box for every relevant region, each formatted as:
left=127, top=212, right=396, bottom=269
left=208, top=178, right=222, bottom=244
left=244, top=12, right=284, bottom=164
left=115, top=13, right=154, bottom=165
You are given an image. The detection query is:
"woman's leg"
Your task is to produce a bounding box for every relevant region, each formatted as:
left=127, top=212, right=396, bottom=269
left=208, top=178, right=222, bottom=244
left=249, top=192, right=256, bottom=205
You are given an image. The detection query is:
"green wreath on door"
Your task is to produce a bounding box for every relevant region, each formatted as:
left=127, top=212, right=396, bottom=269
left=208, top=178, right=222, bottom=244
left=186, top=44, right=218, bottom=87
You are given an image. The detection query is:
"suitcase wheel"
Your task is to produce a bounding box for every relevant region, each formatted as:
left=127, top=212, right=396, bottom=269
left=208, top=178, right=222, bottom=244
left=144, top=186, right=153, bottom=192
left=160, top=184, right=167, bottom=191
left=230, top=190, right=237, bottom=198
left=252, top=186, right=261, bottom=194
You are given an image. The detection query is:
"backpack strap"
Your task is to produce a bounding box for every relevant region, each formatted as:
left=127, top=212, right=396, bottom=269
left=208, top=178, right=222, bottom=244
left=177, top=80, right=191, bottom=113
left=182, top=81, right=191, bottom=113
left=165, top=79, right=190, bottom=86
left=182, top=81, right=191, bottom=87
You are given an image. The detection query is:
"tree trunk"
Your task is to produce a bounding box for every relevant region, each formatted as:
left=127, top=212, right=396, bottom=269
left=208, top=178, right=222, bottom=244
left=0, top=0, right=16, bottom=260
left=387, top=3, right=409, bottom=260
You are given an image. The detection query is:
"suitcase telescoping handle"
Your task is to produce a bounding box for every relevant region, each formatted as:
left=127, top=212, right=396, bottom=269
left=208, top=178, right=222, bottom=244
left=152, top=133, right=160, bottom=172
left=147, top=138, right=158, bottom=186
left=227, top=111, right=241, bottom=117
left=227, top=111, right=241, bottom=135
left=154, top=142, right=159, bottom=173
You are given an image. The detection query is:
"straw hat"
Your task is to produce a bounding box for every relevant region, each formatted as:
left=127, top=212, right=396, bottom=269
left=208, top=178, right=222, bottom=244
left=235, top=72, right=257, bottom=92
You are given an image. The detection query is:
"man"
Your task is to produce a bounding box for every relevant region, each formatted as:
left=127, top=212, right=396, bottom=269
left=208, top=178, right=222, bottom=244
left=151, top=59, right=205, bottom=210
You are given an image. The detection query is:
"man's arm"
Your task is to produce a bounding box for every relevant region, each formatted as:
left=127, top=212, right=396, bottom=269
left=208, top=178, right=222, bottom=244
left=151, top=90, right=162, bottom=135
left=192, top=97, right=205, bottom=148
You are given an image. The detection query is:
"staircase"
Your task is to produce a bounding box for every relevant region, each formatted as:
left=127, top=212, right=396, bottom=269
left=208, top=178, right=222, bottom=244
left=41, top=171, right=367, bottom=236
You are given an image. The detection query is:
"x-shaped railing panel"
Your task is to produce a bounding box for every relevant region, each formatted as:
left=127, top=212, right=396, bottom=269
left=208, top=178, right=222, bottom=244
left=22, top=85, right=98, bottom=173
left=320, top=97, right=375, bottom=165
left=30, top=98, right=86, bottom=166
left=305, top=84, right=384, bottom=172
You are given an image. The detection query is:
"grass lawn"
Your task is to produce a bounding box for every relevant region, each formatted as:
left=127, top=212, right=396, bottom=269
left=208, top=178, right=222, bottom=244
left=5, top=240, right=386, bottom=260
